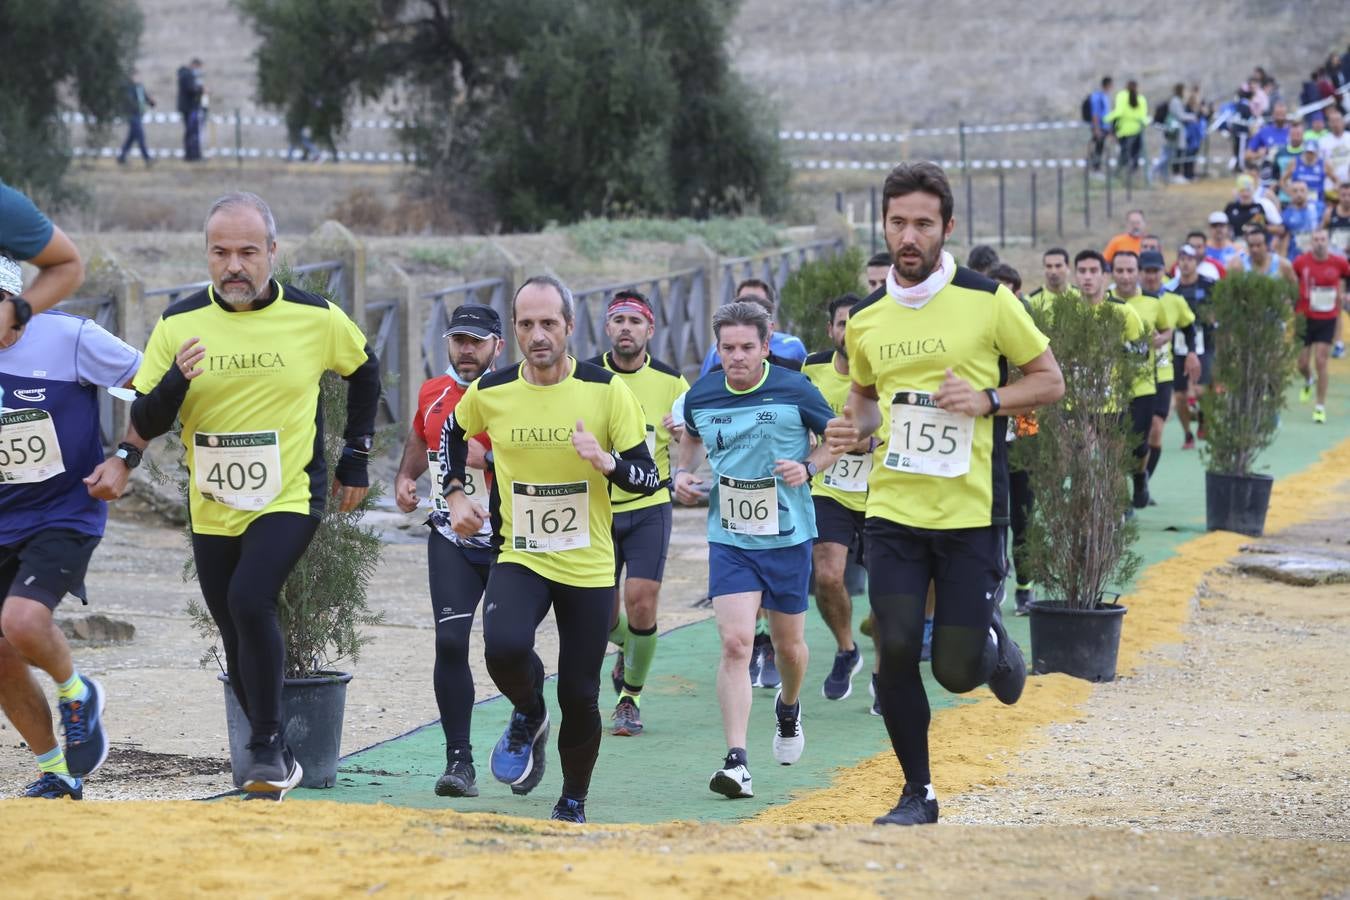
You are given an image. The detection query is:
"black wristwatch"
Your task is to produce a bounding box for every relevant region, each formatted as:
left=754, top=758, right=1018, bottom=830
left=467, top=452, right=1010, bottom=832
left=5, top=296, right=32, bottom=330
left=444, top=483, right=465, bottom=499
left=983, top=388, right=1001, bottom=417
left=802, top=460, right=818, bottom=478
left=115, top=442, right=143, bottom=469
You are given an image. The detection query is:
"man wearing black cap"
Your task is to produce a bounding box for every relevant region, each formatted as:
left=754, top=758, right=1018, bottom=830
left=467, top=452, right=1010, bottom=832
left=394, top=304, right=505, bottom=799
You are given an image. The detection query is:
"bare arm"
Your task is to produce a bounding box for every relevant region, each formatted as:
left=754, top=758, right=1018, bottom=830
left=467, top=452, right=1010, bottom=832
left=23, top=226, right=84, bottom=314
left=995, top=348, right=1066, bottom=417
left=672, top=431, right=707, bottom=505
left=394, top=428, right=429, bottom=514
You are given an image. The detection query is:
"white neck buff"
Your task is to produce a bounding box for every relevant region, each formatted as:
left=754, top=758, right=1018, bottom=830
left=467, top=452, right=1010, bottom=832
left=886, top=251, right=955, bottom=309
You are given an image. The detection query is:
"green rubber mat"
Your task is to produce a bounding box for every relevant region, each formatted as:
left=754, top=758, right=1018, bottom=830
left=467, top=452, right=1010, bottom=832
left=294, top=378, right=1347, bottom=823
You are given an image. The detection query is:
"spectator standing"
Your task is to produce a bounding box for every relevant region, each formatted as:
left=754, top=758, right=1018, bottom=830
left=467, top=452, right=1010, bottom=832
left=1089, top=76, right=1114, bottom=173
left=176, top=58, right=205, bottom=161
left=117, top=68, right=155, bottom=167
left=1103, top=209, right=1147, bottom=265
left=1159, top=83, right=1196, bottom=182
left=1223, top=88, right=1254, bottom=172
left=1107, top=80, right=1149, bottom=174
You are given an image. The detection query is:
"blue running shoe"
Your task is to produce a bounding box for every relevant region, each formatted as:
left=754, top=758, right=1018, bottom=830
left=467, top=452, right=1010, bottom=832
left=60, top=676, right=108, bottom=779
left=491, top=707, right=550, bottom=796
left=23, top=773, right=82, bottom=800
left=550, top=796, right=586, bottom=823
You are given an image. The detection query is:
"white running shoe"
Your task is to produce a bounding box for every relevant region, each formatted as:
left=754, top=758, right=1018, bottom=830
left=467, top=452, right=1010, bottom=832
left=709, top=756, right=754, bottom=798
left=772, top=690, right=805, bottom=764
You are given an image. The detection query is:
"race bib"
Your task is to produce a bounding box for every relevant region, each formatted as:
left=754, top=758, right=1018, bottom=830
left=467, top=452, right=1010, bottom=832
left=194, top=430, right=283, bottom=511
left=511, top=481, right=589, bottom=552
left=822, top=453, right=871, bottom=493
left=0, top=409, right=66, bottom=484
left=427, top=450, right=485, bottom=512
left=718, top=475, right=780, bottom=535
left=1156, top=344, right=1171, bottom=372
left=1310, top=286, right=1338, bottom=314
left=884, top=391, right=974, bottom=478
left=643, top=425, right=657, bottom=458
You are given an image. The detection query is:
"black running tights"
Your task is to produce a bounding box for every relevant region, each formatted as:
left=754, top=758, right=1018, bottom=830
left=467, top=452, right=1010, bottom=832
left=865, top=521, right=1004, bottom=788
left=192, top=512, right=318, bottom=742
left=427, top=531, right=491, bottom=757
left=482, top=563, right=612, bottom=801
left=1009, top=467, right=1034, bottom=586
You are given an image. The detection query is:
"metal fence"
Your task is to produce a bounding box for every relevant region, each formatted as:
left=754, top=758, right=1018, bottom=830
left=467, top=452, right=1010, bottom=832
left=719, top=238, right=848, bottom=305
left=59, top=293, right=120, bottom=448
left=572, top=268, right=710, bottom=371
left=365, top=298, right=401, bottom=425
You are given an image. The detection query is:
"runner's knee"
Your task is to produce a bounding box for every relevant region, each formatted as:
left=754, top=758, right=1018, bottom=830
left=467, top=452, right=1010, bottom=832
left=0, top=600, right=53, bottom=651
left=720, top=629, right=754, bottom=663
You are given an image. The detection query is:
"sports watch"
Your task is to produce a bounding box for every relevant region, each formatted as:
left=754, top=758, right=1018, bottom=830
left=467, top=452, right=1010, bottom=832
left=115, top=442, right=143, bottom=469
left=802, top=460, right=818, bottom=478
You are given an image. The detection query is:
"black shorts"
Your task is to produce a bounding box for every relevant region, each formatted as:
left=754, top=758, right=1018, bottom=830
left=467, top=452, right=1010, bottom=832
left=812, top=494, right=866, bottom=555
left=1152, top=382, right=1174, bottom=419
left=864, top=518, right=1006, bottom=629
left=1127, top=395, right=1154, bottom=442
left=1173, top=352, right=1213, bottom=392
left=612, top=503, right=673, bottom=582
left=0, top=528, right=101, bottom=618
left=1302, top=316, right=1337, bottom=347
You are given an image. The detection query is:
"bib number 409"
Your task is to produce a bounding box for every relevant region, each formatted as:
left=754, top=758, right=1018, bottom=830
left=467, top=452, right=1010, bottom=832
left=205, top=461, right=270, bottom=492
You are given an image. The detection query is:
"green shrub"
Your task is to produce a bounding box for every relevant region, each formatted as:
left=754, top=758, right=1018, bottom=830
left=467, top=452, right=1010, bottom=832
left=1199, top=272, right=1299, bottom=477
left=777, top=247, right=865, bottom=353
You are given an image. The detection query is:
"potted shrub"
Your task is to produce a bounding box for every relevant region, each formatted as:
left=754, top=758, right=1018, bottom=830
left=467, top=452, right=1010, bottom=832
left=156, top=269, right=386, bottom=790
left=1198, top=272, right=1298, bottom=537
left=1014, top=292, right=1148, bottom=682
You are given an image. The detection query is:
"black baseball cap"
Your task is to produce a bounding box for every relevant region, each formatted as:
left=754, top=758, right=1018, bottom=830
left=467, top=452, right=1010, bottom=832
left=1138, top=250, right=1166, bottom=270
left=444, top=304, right=502, bottom=339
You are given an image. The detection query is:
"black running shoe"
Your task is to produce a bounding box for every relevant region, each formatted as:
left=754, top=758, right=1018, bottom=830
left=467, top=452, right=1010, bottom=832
left=1131, top=473, right=1150, bottom=509
left=987, top=609, right=1027, bottom=705
left=550, top=797, right=586, bottom=823
left=435, top=751, right=479, bottom=798
left=242, top=736, right=303, bottom=799
left=873, top=783, right=938, bottom=826
left=822, top=645, right=863, bottom=701
left=1014, top=587, right=1034, bottom=616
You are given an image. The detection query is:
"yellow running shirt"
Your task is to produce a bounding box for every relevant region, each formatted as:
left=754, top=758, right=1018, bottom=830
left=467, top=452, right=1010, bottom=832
left=590, top=352, right=689, bottom=512
left=803, top=349, right=869, bottom=513
left=451, top=357, right=648, bottom=587
left=1121, top=291, right=1168, bottom=399
left=133, top=282, right=370, bottom=537
left=846, top=268, right=1049, bottom=530
left=1153, top=290, right=1195, bottom=383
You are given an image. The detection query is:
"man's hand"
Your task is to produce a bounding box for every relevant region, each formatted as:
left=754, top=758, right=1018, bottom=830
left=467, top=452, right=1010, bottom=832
left=825, top=408, right=861, bottom=455
left=673, top=471, right=705, bottom=506
left=395, top=474, right=420, bottom=513
left=448, top=490, right=486, bottom=537
left=571, top=420, right=615, bottom=474
left=331, top=480, right=368, bottom=513
left=1184, top=352, right=1201, bottom=383
left=662, top=413, right=683, bottom=439
left=933, top=368, right=991, bottom=417
left=774, top=458, right=810, bottom=488
left=177, top=337, right=207, bottom=380
left=84, top=458, right=132, bottom=500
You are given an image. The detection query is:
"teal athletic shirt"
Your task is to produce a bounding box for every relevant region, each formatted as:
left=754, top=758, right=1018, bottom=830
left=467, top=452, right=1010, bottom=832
left=683, top=361, right=834, bottom=550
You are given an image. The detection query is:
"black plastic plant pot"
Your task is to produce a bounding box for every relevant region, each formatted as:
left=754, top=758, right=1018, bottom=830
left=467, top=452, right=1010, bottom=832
left=1027, top=601, right=1127, bottom=683
left=1204, top=471, right=1273, bottom=537
left=219, top=671, right=353, bottom=790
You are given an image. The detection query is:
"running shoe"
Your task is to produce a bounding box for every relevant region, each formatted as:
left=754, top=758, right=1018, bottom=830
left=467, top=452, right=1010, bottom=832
left=611, top=696, right=644, bottom=736
left=550, top=797, right=586, bottom=823
left=822, top=645, right=863, bottom=701
left=1131, top=473, right=1150, bottom=510
left=748, top=632, right=767, bottom=685
left=987, top=609, right=1027, bottom=705
left=772, top=690, right=804, bottom=764
left=1334, top=342, right=1346, bottom=359
left=1314, top=406, right=1327, bottom=424
left=23, top=773, right=82, bottom=800
left=242, top=735, right=304, bottom=799
left=491, top=706, right=550, bottom=795
left=435, top=750, right=479, bottom=798
left=920, top=618, right=933, bottom=662
left=1014, top=587, right=1034, bottom=616
left=755, top=635, right=781, bottom=689
left=60, top=675, right=108, bottom=778
left=869, top=674, right=881, bottom=717
left=1181, top=433, right=1195, bottom=451
left=873, top=783, right=938, bottom=826
left=610, top=653, right=625, bottom=697
left=1301, top=382, right=1314, bottom=404
left=709, top=754, right=754, bottom=798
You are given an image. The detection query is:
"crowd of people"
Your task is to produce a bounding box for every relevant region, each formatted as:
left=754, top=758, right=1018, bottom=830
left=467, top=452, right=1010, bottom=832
left=3, top=140, right=1345, bottom=830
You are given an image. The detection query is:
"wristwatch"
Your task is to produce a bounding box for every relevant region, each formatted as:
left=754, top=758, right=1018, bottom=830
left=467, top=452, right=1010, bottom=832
left=983, top=388, right=1001, bottom=417
left=802, top=460, right=818, bottom=478
left=115, top=442, right=143, bottom=469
